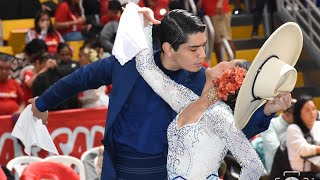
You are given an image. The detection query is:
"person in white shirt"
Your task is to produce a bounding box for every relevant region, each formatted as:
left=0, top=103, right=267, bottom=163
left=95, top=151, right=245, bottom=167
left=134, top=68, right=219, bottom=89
left=286, top=95, right=320, bottom=177
left=261, top=100, right=295, bottom=174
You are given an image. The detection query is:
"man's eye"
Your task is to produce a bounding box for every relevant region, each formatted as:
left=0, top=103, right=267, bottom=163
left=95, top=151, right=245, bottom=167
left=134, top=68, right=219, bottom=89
left=190, top=49, right=197, bottom=52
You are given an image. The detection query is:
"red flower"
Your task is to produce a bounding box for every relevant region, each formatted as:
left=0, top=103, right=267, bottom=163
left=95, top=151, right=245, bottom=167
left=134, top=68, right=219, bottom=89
left=212, top=66, right=246, bottom=101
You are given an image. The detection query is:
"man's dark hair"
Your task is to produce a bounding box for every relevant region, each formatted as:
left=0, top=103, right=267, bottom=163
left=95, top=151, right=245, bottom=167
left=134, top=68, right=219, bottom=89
left=159, top=9, right=206, bottom=51
left=108, top=0, right=122, bottom=11
left=23, top=39, right=48, bottom=57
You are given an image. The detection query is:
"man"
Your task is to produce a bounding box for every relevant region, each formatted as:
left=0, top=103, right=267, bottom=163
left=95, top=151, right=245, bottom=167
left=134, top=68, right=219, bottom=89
left=0, top=53, right=25, bottom=115
left=30, top=9, right=291, bottom=179
left=261, top=101, right=295, bottom=174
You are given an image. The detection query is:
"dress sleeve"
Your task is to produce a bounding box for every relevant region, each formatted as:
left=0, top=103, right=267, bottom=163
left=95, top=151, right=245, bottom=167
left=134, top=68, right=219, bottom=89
left=135, top=27, right=198, bottom=113
left=206, top=104, right=264, bottom=179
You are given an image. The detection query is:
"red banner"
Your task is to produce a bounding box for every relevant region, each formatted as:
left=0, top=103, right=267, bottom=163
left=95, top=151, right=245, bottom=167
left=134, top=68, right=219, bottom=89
left=0, top=107, right=107, bottom=165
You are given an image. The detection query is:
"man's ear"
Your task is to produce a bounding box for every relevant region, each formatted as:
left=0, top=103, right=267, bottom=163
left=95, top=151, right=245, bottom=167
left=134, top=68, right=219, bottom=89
left=162, top=42, right=174, bottom=57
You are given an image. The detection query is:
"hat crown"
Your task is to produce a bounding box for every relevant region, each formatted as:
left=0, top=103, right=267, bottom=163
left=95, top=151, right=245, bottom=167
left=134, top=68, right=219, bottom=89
left=253, top=57, right=297, bottom=100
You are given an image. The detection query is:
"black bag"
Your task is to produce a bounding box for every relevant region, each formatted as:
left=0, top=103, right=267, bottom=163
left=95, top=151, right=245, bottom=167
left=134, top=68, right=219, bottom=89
left=268, top=143, right=292, bottom=180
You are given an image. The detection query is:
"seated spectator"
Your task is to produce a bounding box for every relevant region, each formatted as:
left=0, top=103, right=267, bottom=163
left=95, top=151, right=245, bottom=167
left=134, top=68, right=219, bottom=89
left=32, top=43, right=80, bottom=110
left=78, top=43, right=109, bottom=108
left=21, top=53, right=56, bottom=105
left=13, top=39, right=48, bottom=83
left=54, top=0, right=87, bottom=41
left=286, top=95, right=320, bottom=178
left=0, top=53, right=25, bottom=115
left=261, top=100, right=296, bottom=174
left=26, top=10, right=64, bottom=54
left=100, top=0, right=122, bottom=25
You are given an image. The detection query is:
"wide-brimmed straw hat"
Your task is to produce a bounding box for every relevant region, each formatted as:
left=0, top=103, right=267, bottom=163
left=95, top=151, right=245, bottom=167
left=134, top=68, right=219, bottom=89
left=234, top=22, right=303, bottom=130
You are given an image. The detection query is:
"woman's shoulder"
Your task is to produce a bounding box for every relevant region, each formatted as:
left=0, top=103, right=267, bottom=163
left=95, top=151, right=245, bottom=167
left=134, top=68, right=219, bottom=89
left=287, top=124, right=302, bottom=132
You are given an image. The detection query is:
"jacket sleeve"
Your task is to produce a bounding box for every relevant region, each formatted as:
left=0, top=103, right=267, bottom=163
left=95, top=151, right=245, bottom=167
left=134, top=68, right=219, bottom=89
left=36, top=57, right=115, bottom=112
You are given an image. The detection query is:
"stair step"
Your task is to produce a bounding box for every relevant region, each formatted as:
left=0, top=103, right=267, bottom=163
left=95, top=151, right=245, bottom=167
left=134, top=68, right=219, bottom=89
left=234, top=38, right=267, bottom=50
left=232, top=25, right=264, bottom=40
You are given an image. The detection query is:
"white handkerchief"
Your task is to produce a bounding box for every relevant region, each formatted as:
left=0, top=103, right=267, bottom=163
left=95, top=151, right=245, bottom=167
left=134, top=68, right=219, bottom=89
left=11, top=105, right=59, bottom=156
left=112, top=3, right=148, bottom=66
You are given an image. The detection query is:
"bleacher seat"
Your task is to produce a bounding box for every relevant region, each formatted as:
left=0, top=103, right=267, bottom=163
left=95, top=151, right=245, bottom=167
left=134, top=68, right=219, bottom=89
left=0, top=46, right=13, bottom=55
left=68, top=41, right=84, bottom=61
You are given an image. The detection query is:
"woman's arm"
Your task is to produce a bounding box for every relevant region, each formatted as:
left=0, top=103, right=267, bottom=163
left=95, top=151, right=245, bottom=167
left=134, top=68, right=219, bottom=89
left=135, top=27, right=198, bottom=113
left=286, top=125, right=318, bottom=157
left=207, top=104, right=264, bottom=179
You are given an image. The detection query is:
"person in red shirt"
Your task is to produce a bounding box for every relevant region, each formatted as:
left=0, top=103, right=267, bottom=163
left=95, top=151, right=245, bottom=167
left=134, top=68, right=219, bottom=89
left=100, top=0, right=122, bottom=25
left=21, top=52, right=57, bottom=105
left=197, top=0, right=236, bottom=63
left=54, top=0, right=87, bottom=41
left=26, top=10, right=65, bottom=54
left=0, top=53, right=25, bottom=115
left=138, top=0, right=169, bottom=20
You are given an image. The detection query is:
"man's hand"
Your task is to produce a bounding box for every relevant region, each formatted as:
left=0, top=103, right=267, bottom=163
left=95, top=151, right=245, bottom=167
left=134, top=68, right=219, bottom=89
left=28, top=97, right=48, bottom=125
left=263, top=92, right=292, bottom=116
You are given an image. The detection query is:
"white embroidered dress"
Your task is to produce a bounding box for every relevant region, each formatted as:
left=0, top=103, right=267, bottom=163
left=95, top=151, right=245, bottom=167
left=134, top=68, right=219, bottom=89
left=134, top=27, right=264, bottom=180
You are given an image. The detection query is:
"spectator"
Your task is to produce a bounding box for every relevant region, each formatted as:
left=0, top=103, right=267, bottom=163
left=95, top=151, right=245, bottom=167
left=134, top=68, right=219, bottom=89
left=54, top=0, right=87, bottom=41
left=78, top=42, right=109, bottom=108
left=26, top=10, right=65, bottom=54
left=286, top=95, right=320, bottom=178
left=0, top=53, right=25, bottom=115
left=21, top=52, right=56, bottom=105
left=13, top=39, right=48, bottom=83
left=197, top=0, right=236, bottom=63
left=261, top=100, right=295, bottom=174
left=138, top=0, right=169, bottom=20
left=32, top=43, right=79, bottom=110
left=100, top=0, right=122, bottom=25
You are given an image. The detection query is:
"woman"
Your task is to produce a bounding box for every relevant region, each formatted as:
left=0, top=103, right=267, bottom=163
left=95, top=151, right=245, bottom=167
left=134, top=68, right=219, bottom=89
left=54, top=0, right=86, bottom=41
left=286, top=95, right=320, bottom=177
left=26, top=10, right=64, bottom=54
left=133, top=22, right=264, bottom=180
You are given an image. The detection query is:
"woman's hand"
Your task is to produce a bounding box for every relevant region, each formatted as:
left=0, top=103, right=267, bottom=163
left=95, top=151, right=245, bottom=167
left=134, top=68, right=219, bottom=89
left=137, top=7, right=161, bottom=26
left=28, top=97, right=48, bottom=125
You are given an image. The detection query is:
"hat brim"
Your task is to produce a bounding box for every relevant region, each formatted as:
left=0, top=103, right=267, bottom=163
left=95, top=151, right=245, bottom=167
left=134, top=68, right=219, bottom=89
left=234, top=22, right=303, bottom=130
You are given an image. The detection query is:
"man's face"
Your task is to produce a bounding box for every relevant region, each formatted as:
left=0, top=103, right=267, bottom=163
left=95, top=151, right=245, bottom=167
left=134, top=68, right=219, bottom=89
left=0, top=60, right=11, bottom=82
left=171, top=32, right=207, bottom=72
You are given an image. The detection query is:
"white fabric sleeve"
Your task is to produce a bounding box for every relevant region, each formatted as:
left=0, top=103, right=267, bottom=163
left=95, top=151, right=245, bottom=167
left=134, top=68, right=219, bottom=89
left=206, top=104, right=264, bottom=179
left=286, top=124, right=317, bottom=157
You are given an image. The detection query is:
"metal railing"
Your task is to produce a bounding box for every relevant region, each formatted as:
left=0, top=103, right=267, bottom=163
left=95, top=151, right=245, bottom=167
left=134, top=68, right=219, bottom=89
left=184, top=0, right=197, bottom=15
left=277, top=0, right=320, bottom=65
left=221, top=38, right=235, bottom=61
left=203, top=15, right=215, bottom=63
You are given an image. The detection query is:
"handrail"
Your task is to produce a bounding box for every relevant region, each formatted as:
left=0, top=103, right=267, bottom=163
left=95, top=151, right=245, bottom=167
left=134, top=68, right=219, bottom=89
left=203, top=15, right=214, bottom=63
left=221, top=38, right=234, bottom=61
left=277, top=0, right=320, bottom=64
left=184, top=0, right=197, bottom=15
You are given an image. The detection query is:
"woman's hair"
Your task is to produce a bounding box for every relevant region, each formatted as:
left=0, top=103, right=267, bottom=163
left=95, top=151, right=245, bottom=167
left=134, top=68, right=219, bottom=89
left=293, top=95, right=315, bottom=133
left=158, top=9, right=206, bottom=51
left=224, top=60, right=251, bottom=111
left=63, top=0, right=82, bottom=16
left=34, top=10, right=54, bottom=34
